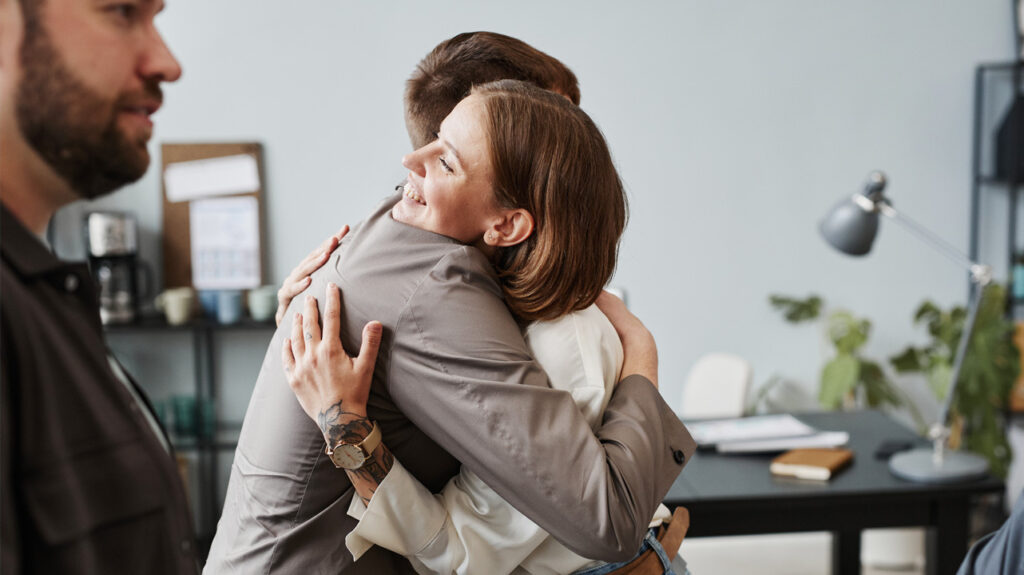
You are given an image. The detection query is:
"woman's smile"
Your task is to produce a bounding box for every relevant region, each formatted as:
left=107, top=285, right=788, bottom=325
left=403, top=181, right=426, bottom=205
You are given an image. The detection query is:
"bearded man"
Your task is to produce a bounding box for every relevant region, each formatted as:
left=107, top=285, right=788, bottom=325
left=0, top=1, right=196, bottom=573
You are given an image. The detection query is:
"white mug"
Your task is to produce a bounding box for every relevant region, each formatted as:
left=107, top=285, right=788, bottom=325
left=247, top=285, right=278, bottom=323
left=155, top=287, right=195, bottom=326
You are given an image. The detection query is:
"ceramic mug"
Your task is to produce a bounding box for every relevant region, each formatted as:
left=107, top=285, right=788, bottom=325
left=247, top=285, right=278, bottom=323
left=198, top=290, right=219, bottom=319
left=155, top=287, right=195, bottom=326
left=216, top=290, right=243, bottom=325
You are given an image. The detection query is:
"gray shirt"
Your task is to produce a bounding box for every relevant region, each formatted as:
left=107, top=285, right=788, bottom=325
left=205, top=194, right=695, bottom=574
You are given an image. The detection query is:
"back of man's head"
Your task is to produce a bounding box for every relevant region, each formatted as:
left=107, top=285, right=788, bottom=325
left=404, top=31, right=579, bottom=149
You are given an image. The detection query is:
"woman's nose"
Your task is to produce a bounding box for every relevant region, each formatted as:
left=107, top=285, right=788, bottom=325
left=401, top=150, right=426, bottom=176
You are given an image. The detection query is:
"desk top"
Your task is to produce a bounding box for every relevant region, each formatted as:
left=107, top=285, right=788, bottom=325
left=665, top=410, right=1004, bottom=506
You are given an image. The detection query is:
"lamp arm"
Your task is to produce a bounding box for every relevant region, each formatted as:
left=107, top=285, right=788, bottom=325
left=878, top=202, right=990, bottom=282
left=934, top=281, right=986, bottom=438
left=874, top=200, right=994, bottom=460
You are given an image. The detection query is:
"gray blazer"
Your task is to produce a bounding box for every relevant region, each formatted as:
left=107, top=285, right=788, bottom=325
left=205, top=195, right=695, bottom=574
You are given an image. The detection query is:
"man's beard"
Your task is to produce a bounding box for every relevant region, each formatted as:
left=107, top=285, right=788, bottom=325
left=15, top=9, right=162, bottom=200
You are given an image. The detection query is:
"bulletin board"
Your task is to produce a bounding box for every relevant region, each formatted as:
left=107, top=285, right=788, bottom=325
left=160, top=142, right=266, bottom=289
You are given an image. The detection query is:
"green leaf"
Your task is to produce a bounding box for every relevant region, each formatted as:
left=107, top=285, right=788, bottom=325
left=890, top=347, right=924, bottom=373
left=828, top=311, right=870, bottom=354
left=913, top=301, right=941, bottom=325
left=927, top=362, right=952, bottom=399
left=861, top=360, right=901, bottom=409
left=820, top=353, right=860, bottom=409
left=769, top=294, right=822, bottom=323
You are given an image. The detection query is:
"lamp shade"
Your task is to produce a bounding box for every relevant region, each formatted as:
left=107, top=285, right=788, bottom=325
left=819, top=196, right=879, bottom=256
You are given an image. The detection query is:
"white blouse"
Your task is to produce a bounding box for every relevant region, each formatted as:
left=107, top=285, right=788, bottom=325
left=345, top=304, right=671, bottom=574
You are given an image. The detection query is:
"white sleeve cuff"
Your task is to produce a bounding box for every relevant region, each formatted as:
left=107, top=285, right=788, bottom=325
left=344, top=459, right=447, bottom=560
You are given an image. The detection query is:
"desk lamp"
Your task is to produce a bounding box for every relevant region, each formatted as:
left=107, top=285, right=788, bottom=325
left=819, top=171, right=991, bottom=483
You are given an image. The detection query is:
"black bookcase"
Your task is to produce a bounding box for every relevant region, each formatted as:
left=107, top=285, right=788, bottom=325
left=968, top=61, right=1024, bottom=312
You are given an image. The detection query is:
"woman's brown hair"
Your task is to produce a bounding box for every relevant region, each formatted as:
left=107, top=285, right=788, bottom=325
left=472, top=80, right=627, bottom=323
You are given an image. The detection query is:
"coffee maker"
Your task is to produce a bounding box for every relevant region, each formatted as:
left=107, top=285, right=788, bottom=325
left=84, top=212, right=149, bottom=325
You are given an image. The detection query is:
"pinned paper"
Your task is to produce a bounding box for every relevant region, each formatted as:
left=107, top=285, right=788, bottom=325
left=189, top=196, right=261, bottom=289
left=164, top=154, right=261, bottom=203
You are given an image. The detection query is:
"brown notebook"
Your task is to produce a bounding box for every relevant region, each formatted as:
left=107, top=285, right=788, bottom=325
left=770, top=448, right=854, bottom=481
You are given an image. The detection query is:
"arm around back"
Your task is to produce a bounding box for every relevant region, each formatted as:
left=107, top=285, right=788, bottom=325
left=386, top=247, right=695, bottom=561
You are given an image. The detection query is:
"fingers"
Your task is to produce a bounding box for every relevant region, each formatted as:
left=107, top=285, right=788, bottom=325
left=595, top=291, right=631, bottom=335
left=355, top=321, right=383, bottom=373
left=277, top=276, right=312, bottom=305
left=282, top=338, right=296, bottom=379
left=595, top=290, right=625, bottom=314
left=291, top=311, right=306, bottom=357
left=303, top=294, right=322, bottom=346
left=275, top=227, right=349, bottom=327
left=322, top=283, right=342, bottom=344
left=275, top=277, right=311, bottom=327
left=293, top=244, right=333, bottom=282
left=319, top=231, right=340, bottom=254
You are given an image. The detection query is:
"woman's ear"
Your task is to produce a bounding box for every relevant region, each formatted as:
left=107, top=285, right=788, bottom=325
left=484, top=209, right=534, bottom=248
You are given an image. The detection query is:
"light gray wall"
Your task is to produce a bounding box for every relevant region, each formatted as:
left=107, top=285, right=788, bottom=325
left=55, top=1, right=1018, bottom=489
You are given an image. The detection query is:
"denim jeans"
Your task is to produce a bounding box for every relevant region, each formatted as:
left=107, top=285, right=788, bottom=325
left=571, top=528, right=690, bottom=575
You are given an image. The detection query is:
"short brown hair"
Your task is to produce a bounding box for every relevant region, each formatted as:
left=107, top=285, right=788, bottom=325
left=473, top=80, right=626, bottom=323
left=404, top=32, right=580, bottom=149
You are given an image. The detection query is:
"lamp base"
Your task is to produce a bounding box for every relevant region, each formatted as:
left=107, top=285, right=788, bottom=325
left=888, top=448, right=988, bottom=484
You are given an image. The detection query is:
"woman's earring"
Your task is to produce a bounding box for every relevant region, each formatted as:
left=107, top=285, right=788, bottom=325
left=486, top=231, right=496, bottom=243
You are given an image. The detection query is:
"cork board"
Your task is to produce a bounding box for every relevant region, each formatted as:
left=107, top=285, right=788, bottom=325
left=160, top=142, right=265, bottom=289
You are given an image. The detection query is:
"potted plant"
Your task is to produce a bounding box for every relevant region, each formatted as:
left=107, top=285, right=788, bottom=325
left=769, top=294, right=922, bottom=424
left=889, top=284, right=1019, bottom=478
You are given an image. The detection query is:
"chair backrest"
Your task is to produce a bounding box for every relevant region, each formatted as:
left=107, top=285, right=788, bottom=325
left=679, top=353, right=752, bottom=419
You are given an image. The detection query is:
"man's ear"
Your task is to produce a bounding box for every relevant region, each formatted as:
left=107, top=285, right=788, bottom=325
left=484, top=209, right=534, bottom=248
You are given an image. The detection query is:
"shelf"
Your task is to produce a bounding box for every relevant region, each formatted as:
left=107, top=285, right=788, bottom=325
left=104, top=314, right=276, bottom=332
left=977, top=61, right=1024, bottom=73
left=170, top=424, right=242, bottom=452
left=977, top=176, right=1024, bottom=187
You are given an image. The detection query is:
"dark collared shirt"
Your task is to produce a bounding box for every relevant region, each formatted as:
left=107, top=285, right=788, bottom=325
left=1, top=205, right=197, bottom=574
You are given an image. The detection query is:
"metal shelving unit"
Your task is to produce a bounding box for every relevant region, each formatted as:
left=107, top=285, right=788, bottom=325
left=968, top=61, right=1023, bottom=304
left=105, top=316, right=274, bottom=555
left=968, top=61, right=1024, bottom=414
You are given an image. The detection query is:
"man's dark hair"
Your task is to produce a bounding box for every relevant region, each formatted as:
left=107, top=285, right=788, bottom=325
left=404, top=32, right=580, bottom=149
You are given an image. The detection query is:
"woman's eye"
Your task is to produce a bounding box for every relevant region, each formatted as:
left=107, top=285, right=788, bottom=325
left=109, top=3, right=138, bottom=21
left=439, top=157, right=454, bottom=174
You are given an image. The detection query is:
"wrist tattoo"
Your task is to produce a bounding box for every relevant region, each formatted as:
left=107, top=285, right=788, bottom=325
left=351, top=447, right=395, bottom=505
left=317, top=400, right=369, bottom=446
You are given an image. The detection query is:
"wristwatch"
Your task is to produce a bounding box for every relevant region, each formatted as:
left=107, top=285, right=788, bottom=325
left=325, top=421, right=382, bottom=470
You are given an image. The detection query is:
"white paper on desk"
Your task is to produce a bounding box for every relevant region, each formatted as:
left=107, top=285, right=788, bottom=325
left=164, top=154, right=260, bottom=203
left=716, top=431, right=850, bottom=454
left=189, top=196, right=260, bottom=290
left=688, top=414, right=816, bottom=446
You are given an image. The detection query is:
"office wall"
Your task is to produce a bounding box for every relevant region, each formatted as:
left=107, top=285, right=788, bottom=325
left=55, top=1, right=1019, bottom=487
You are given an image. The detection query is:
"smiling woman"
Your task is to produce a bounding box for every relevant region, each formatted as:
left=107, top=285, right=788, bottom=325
left=392, top=94, right=511, bottom=248
left=393, top=80, right=627, bottom=322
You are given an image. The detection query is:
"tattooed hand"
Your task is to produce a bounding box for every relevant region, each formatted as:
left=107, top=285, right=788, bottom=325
left=282, top=285, right=392, bottom=500
left=281, top=282, right=382, bottom=438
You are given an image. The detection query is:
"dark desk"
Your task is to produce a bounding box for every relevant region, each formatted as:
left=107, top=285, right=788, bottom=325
left=664, top=410, right=1003, bottom=575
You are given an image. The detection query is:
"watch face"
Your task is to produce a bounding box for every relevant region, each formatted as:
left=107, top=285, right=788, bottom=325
left=330, top=444, right=367, bottom=469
